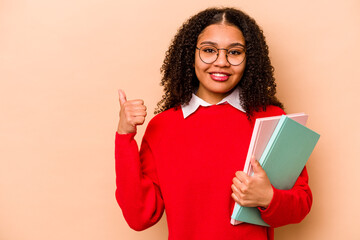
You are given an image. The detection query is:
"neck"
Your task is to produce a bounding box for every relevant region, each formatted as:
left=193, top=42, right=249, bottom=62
left=196, top=88, right=234, bottom=104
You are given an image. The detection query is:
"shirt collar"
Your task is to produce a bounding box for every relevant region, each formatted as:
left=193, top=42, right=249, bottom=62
left=181, top=87, right=246, bottom=119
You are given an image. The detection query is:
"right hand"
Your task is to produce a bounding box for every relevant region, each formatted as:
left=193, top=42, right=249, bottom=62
left=117, top=89, right=147, bottom=134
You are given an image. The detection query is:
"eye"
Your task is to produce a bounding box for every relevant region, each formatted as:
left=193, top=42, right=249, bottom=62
left=201, top=46, right=217, bottom=54
left=228, top=48, right=245, bottom=56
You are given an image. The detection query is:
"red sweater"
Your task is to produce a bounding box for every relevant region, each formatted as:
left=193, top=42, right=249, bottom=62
left=115, top=104, right=312, bottom=240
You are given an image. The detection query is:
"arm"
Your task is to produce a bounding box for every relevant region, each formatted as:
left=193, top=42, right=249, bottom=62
left=247, top=106, right=312, bottom=226
left=232, top=158, right=312, bottom=227
left=115, top=89, right=164, bottom=230
left=259, top=166, right=312, bottom=227
left=115, top=132, right=164, bottom=231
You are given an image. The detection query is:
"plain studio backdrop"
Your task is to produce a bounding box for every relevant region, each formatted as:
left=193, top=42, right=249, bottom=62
left=1, top=0, right=359, bottom=239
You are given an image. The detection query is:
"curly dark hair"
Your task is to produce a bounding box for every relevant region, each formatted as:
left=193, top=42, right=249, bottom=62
left=155, top=7, right=284, bottom=118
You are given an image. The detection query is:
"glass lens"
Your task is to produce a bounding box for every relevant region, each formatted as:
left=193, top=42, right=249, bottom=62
left=199, top=46, right=218, bottom=64
left=227, top=47, right=246, bottom=65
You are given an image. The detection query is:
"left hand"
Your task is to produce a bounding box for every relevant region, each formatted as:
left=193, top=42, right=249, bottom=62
left=231, top=156, right=274, bottom=208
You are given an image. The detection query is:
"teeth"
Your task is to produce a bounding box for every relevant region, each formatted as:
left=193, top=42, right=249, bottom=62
left=212, top=73, right=227, bottom=77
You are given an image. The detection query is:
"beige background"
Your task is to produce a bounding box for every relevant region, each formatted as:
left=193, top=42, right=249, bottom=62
left=1, top=0, right=359, bottom=239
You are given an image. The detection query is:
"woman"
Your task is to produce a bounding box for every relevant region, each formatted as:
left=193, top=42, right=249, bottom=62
left=115, top=7, right=312, bottom=240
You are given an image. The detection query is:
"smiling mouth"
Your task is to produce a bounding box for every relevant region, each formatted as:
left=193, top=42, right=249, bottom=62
left=210, top=72, right=230, bottom=81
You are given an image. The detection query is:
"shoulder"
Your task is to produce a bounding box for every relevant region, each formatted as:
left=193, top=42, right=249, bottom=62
left=252, top=105, right=285, bottom=119
left=150, top=106, right=182, bottom=125
left=145, top=106, right=183, bottom=137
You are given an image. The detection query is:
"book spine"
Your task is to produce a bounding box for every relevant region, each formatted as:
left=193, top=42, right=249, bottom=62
left=243, top=120, right=261, bottom=174
left=231, top=203, right=241, bottom=219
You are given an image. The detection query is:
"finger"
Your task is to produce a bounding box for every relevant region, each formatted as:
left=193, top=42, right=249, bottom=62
left=125, top=99, right=145, bottom=106
left=251, top=156, right=263, bottom=174
left=122, top=103, right=146, bottom=116
left=129, top=110, right=147, bottom=118
left=232, top=177, right=242, bottom=188
left=126, top=104, right=147, bottom=111
left=132, top=116, right=146, bottom=125
left=231, top=193, right=240, bottom=203
left=231, top=193, right=248, bottom=206
left=235, top=171, right=249, bottom=184
left=126, top=116, right=145, bottom=126
left=118, top=89, right=127, bottom=105
left=231, top=184, right=241, bottom=196
left=126, top=107, right=146, bottom=115
left=233, top=177, right=249, bottom=194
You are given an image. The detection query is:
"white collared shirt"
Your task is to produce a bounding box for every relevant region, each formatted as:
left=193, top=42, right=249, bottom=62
left=181, top=87, right=246, bottom=119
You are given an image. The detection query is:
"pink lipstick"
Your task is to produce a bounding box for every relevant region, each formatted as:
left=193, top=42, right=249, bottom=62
left=210, top=72, right=230, bottom=81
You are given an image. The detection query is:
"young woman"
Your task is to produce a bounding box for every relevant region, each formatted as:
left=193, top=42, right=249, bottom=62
left=115, top=7, right=312, bottom=240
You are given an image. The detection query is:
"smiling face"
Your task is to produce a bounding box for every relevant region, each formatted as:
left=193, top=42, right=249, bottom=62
left=194, top=24, right=246, bottom=104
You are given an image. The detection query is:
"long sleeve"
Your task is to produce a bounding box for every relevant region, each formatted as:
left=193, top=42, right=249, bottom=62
left=115, top=132, right=164, bottom=231
left=259, top=166, right=313, bottom=227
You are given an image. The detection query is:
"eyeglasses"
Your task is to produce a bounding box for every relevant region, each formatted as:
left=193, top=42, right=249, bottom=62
left=196, top=45, right=246, bottom=66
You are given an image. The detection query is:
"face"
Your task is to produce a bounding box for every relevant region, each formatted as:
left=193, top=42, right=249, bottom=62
left=194, top=24, right=246, bottom=104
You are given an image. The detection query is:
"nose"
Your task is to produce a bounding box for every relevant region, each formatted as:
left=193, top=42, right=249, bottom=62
left=214, top=49, right=231, bottom=67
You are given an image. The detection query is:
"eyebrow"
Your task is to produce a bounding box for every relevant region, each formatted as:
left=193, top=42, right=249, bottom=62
left=199, top=41, right=246, bottom=48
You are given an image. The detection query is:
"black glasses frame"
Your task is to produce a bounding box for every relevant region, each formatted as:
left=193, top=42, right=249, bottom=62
left=196, top=46, right=246, bottom=66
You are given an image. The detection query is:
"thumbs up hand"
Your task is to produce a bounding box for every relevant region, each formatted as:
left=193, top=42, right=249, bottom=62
left=117, top=89, right=147, bottom=134
left=231, top=156, right=273, bottom=208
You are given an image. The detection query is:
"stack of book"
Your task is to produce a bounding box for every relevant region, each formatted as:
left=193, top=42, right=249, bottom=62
left=231, top=113, right=320, bottom=226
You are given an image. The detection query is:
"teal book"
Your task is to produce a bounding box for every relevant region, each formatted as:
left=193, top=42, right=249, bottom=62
left=231, top=115, right=320, bottom=226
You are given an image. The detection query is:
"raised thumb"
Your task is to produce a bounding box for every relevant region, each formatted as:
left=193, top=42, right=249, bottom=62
left=118, top=89, right=127, bottom=105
